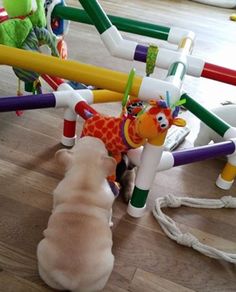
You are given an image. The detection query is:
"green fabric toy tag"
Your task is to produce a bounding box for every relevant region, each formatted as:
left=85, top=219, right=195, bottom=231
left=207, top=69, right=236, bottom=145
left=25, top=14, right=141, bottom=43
left=146, top=45, right=159, bottom=77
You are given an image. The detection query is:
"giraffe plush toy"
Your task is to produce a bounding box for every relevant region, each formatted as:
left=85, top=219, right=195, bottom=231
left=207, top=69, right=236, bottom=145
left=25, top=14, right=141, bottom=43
left=82, top=99, right=186, bottom=163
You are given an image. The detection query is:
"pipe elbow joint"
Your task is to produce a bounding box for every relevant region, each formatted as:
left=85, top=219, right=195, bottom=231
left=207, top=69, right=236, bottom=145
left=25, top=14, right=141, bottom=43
left=101, top=26, right=137, bottom=60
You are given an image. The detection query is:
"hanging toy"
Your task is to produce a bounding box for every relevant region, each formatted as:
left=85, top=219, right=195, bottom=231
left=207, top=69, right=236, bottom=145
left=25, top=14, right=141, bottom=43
left=44, top=0, right=69, bottom=59
left=1, top=0, right=59, bottom=94
left=82, top=69, right=186, bottom=163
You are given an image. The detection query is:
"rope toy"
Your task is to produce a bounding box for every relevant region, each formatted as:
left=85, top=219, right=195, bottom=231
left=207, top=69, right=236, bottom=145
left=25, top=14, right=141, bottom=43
left=153, top=194, right=236, bottom=263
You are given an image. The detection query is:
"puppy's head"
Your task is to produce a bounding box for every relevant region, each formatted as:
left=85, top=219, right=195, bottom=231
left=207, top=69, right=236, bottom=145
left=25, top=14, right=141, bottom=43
left=55, top=137, right=117, bottom=179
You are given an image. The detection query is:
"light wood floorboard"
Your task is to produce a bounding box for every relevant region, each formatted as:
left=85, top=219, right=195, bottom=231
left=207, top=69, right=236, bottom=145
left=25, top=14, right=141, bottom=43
left=0, top=0, right=236, bottom=291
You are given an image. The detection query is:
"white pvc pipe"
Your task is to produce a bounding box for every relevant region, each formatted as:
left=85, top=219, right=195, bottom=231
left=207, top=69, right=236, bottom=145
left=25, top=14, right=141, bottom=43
left=101, top=26, right=138, bottom=60
left=168, top=27, right=195, bottom=44
left=157, top=48, right=205, bottom=77
left=100, top=25, right=204, bottom=78
left=127, top=147, right=175, bottom=171
left=137, top=77, right=181, bottom=105
left=134, top=143, right=164, bottom=190
left=54, top=84, right=94, bottom=108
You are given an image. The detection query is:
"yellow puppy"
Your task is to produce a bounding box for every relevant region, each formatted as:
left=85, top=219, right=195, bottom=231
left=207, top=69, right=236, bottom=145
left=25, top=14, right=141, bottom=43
left=37, top=137, right=117, bottom=292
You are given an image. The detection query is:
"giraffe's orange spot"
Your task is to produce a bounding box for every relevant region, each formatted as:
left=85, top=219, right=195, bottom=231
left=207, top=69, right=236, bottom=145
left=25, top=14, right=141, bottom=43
left=95, top=119, right=105, bottom=129
left=93, top=115, right=100, bottom=121
left=117, top=144, right=125, bottom=152
left=115, top=137, right=120, bottom=143
left=113, top=125, right=119, bottom=133
left=107, top=131, right=113, bottom=140
left=107, top=120, right=115, bottom=129
left=94, top=130, right=103, bottom=138
left=88, top=124, right=95, bottom=132
left=111, top=137, right=117, bottom=144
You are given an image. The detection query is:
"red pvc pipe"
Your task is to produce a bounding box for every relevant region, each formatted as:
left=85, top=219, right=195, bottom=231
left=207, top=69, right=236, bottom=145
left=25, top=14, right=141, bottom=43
left=75, top=101, right=98, bottom=120
left=42, top=74, right=64, bottom=90
left=42, top=74, right=58, bottom=90
left=63, top=119, right=77, bottom=138
left=201, top=63, right=236, bottom=86
left=50, top=76, right=65, bottom=87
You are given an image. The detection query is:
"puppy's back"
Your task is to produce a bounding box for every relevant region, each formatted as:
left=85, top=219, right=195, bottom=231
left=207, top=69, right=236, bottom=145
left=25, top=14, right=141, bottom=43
left=37, top=204, right=114, bottom=291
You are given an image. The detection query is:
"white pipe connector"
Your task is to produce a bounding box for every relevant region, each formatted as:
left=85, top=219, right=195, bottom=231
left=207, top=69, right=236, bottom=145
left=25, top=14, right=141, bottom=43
left=216, top=175, right=234, bottom=190
left=223, top=127, right=236, bottom=141
left=226, top=137, right=236, bottom=165
left=223, top=128, right=236, bottom=165
left=168, top=27, right=195, bottom=44
left=127, top=202, right=146, bottom=218
left=100, top=24, right=204, bottom=78
left=100, top=25, right=138, bottom=60
left=138, top=77, right=181, bottom=105
left=156, top=48, right=205, bottom=77
left=54, top=83, right=94, bottom=108
left=127, top=147, right=175, bottom=171
left=216, top=136, right=236, bottom=190
left=135, top=143, right=164, bottom=190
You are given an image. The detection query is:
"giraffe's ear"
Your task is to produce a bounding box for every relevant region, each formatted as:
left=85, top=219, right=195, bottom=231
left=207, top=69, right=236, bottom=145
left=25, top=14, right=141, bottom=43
left=173, top=118, right=186, bottom=127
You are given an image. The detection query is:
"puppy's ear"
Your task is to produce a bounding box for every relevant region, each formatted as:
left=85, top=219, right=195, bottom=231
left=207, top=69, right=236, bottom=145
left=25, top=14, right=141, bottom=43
left=102, top=155, right=117, bottom=176
left=55, top=149, right=73, bottom=169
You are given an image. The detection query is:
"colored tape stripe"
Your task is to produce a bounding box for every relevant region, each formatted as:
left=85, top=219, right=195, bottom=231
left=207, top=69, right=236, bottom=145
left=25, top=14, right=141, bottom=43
left=130, top=186, right=149, bottom=208
left=146, top=45, right=159, bottom=76
left=63, top=119, right=76, bottom=138
left=221, top=162, right=236, bottom=181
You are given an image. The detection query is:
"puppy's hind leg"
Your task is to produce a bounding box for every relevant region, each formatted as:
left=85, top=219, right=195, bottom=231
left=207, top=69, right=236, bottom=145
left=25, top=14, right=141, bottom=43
left=37, top=240, right=66, bottom=290
left=38, top=263, right=65, bottom=290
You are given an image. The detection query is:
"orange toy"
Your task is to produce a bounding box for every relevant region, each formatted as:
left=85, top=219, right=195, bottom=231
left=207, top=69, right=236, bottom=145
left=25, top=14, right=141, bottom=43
left=82, top=99, right=186, bottom=163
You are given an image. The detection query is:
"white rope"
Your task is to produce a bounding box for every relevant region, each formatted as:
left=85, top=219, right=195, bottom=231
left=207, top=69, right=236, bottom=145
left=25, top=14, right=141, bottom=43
left=153, top=195, right=236, bottom=263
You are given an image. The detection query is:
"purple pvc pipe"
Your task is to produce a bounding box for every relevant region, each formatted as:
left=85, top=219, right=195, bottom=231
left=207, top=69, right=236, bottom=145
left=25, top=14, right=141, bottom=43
left=0, top=93, right=56, bottom=112
left=173, top=141, right=235, bottom=167
left=134, top=44, right=148, bottom=63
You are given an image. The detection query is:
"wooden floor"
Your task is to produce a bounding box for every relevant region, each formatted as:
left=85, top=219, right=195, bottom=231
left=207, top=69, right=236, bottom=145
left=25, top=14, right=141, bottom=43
left=1, top=0, right=236, bottom=291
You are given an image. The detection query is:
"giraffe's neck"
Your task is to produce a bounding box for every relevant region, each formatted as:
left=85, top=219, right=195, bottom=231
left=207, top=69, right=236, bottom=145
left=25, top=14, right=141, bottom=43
left=123, top=118, right=145, bottom=149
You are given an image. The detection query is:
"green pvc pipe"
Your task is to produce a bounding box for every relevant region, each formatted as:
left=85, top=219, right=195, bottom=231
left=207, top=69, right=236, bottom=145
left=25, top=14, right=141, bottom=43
left=167, top=62, right=186, bottom=80
left=130, top=187, right=149, bottom=208
left=53, top=5, right=170, bottom=40
left=78, top=0, right=112, bottom=34
left=181, top=93, right=230, bottom=137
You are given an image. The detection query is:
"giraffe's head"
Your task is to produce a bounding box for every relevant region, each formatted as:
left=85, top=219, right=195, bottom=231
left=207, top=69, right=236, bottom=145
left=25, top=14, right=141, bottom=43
left=136, top=100, right=186, bottom=146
